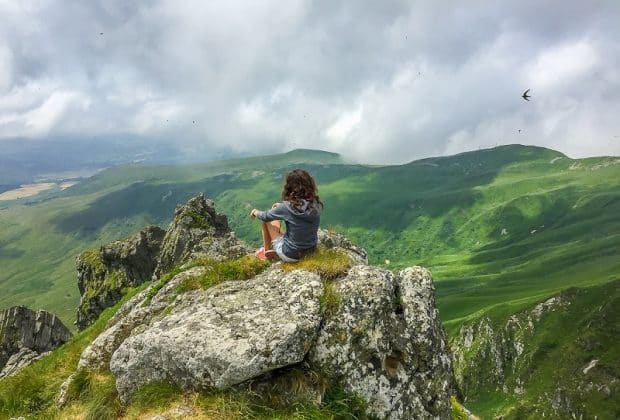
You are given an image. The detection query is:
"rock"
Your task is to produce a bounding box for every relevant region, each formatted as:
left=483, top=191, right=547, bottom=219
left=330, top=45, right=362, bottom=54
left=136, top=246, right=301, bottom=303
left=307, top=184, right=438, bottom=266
left=317, top=228, right=368, bottom=265
left=309, top=265, right=454, bottom=419
left=1, top=348, right=50, bottom=378
left=154, top=194, right=250, bottom=277
left=110, top=268, right=323, bottom=402
left=78, top=267, right=208, bottom=371
left=451, top=294, right=570, bottom=398
left=0, top=306, right=72, bottom=378
left=76, top=225, right=165, bottom=329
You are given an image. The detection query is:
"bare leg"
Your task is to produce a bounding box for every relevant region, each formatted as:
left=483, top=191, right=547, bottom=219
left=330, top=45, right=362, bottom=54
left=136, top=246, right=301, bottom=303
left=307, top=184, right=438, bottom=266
left=261, top=220, right=282, bottom=250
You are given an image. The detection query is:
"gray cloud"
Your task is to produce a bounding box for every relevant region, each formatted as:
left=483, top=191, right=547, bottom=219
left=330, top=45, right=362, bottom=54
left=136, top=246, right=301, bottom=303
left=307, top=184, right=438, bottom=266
left=0, top=0, right=619, bottom=163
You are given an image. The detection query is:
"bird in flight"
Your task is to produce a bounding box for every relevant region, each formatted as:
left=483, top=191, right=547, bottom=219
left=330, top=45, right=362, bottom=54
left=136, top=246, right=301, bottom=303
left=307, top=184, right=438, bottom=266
left=522, top=89, right=531, bottom=101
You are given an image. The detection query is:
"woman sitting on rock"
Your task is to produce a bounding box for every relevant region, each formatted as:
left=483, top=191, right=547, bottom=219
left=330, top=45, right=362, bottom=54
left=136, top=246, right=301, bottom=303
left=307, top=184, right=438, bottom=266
left=250, top=169, right=322, bottom=262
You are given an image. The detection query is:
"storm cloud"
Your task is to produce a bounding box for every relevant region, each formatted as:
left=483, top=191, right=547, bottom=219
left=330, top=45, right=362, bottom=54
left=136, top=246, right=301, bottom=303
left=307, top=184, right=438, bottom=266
left=1, top=0, right=619, bottom=163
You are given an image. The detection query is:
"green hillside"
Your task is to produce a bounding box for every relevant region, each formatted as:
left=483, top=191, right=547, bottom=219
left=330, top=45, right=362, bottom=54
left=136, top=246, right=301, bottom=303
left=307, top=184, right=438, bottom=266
left=0, top=145, right=618, bottom=416
left=1, top=145, right=618, bottom=331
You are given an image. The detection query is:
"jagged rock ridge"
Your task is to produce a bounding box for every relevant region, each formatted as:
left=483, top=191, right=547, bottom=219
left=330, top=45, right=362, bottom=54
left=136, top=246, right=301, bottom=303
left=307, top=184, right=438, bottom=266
left=75, top=194, right=251, bottom=330
left=0, top=306, right=72, bottom=379
left=68, top=194, right=456, bottom=419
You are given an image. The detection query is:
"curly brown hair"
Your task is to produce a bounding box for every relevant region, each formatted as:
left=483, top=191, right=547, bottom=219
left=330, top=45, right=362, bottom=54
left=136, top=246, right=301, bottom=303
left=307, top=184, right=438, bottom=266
left=281, top=169, right=323, bottom=209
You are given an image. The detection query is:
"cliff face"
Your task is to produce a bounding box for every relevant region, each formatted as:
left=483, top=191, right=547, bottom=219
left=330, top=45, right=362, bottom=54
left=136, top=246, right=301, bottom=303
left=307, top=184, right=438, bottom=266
left=76, top=225, right=165, bottom=329
left=451, top=281, right=620, bottom=419
left=0, top=306, right=72, bottom=379
left=66, top=195, right=456, bottom=419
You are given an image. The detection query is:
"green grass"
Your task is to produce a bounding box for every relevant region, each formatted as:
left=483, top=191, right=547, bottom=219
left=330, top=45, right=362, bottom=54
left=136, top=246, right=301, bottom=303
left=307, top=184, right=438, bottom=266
left=0, top=283, right=148, bottom=418
left=175, top=255, right=271, bottom=293
left=282, top=246, right=352, bottom=280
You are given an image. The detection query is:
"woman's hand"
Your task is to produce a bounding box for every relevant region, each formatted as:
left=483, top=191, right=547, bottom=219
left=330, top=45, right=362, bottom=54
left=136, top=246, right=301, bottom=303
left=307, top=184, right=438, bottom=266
left=250, top=209, right=259, bottom=219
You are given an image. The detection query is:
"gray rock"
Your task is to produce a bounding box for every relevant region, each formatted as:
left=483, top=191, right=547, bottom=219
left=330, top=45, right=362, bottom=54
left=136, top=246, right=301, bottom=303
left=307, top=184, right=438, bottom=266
left=110, top=268, right=323, bottom=402
left=317, top=228, right=368, bottom=265
left=0, top=348, right=50, bottom=378
left=309, top=265, right=454, bottom=419
left=76, top=225, right=165, bottom=329
left=154, top=194, right=250, bottom=277
left=0, top=306, right=72, bottom=378
left=78, top=267, right=208, bottom=371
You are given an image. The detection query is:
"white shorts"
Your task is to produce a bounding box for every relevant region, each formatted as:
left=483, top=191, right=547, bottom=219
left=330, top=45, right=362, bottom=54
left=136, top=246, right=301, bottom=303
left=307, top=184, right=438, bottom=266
left=272, top=236, right=299, bottom=262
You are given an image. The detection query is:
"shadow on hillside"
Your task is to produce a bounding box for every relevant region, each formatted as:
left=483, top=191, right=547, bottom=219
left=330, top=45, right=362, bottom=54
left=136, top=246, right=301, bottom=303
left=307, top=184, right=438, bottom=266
left=321, top=145, right=569, bottom=234
left=52, top=175, right=255, bottom=237
left=321, top=162, right=502, bottom=233
left=469, top=186, right=620, bottom=268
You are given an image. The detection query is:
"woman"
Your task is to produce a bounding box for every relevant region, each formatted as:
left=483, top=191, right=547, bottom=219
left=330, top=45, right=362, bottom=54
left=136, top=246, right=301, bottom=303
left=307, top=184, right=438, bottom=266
left=250, top=169, right=322, bottom=262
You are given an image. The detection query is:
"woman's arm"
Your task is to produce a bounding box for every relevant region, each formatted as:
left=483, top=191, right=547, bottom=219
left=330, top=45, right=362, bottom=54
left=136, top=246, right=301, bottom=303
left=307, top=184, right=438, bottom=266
left=251, top=202, right=289, bottom=222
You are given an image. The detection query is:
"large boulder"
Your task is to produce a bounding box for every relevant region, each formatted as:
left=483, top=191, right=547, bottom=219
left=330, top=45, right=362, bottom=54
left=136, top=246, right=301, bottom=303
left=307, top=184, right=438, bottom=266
left=75, top=225, right=165, bottom=329
left=0, top=306, right=72, bottom=378
left=109, top=268, right=323, bottom=402
left=309, top=266, right=455, bottom=419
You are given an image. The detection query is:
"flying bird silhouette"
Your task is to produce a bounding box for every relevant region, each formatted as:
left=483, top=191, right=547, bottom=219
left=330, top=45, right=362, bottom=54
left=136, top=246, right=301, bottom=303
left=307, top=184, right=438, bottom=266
left=522, top=89, right=531, bottom=101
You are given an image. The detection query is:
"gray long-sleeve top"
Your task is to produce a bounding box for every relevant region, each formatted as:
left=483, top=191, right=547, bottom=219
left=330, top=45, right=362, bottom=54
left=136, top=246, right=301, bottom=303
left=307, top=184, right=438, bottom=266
left=256, top=199, right=321, bottom=260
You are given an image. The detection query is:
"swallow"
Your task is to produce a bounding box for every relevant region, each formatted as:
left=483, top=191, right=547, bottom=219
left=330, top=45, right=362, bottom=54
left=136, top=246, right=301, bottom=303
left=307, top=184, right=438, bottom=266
left=522, top=89, right=531, bottom=101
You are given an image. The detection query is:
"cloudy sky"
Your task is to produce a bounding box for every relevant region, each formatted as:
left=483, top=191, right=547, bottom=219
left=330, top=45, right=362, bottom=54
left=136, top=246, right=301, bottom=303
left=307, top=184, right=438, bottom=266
left=1, top=0, right=619, bottom=164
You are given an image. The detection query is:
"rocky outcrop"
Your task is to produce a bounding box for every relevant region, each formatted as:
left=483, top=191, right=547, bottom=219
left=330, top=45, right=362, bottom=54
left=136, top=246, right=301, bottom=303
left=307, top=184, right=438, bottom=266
left=110, top=269, right=323, bottom=400
left=71, top=195, right=454, bottom=418
left=316, top=228, right=368, bottom=265
left=76, top=225, right=165, bottom=329
left=451, top=295, right=570, bottom=398
left=0, top=306, right=72, bottom=379
left=153, top=194, right=250, bottom=277
left=309, top=266, right=454, bottom=418
left=76, top=194, right=251, bottom=330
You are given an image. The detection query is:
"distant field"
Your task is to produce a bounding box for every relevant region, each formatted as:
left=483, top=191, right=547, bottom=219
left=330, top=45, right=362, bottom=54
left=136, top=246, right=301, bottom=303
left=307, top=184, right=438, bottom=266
left=0, top=146, right=618, bottom=336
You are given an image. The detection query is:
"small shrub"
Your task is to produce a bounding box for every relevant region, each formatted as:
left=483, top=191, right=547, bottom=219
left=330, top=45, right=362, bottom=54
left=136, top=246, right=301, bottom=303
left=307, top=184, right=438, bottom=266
left=282, top=246, right=351, bottom=280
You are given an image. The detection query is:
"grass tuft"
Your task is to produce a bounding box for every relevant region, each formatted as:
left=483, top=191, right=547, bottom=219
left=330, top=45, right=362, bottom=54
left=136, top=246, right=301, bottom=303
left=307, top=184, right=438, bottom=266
left=129, top=380, right=183, bottom=411
left=177, top=255, right=270, bottom=293
left=320, top=281, right=342, bottom=317
left=282, top=246, right=352, bottom=280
